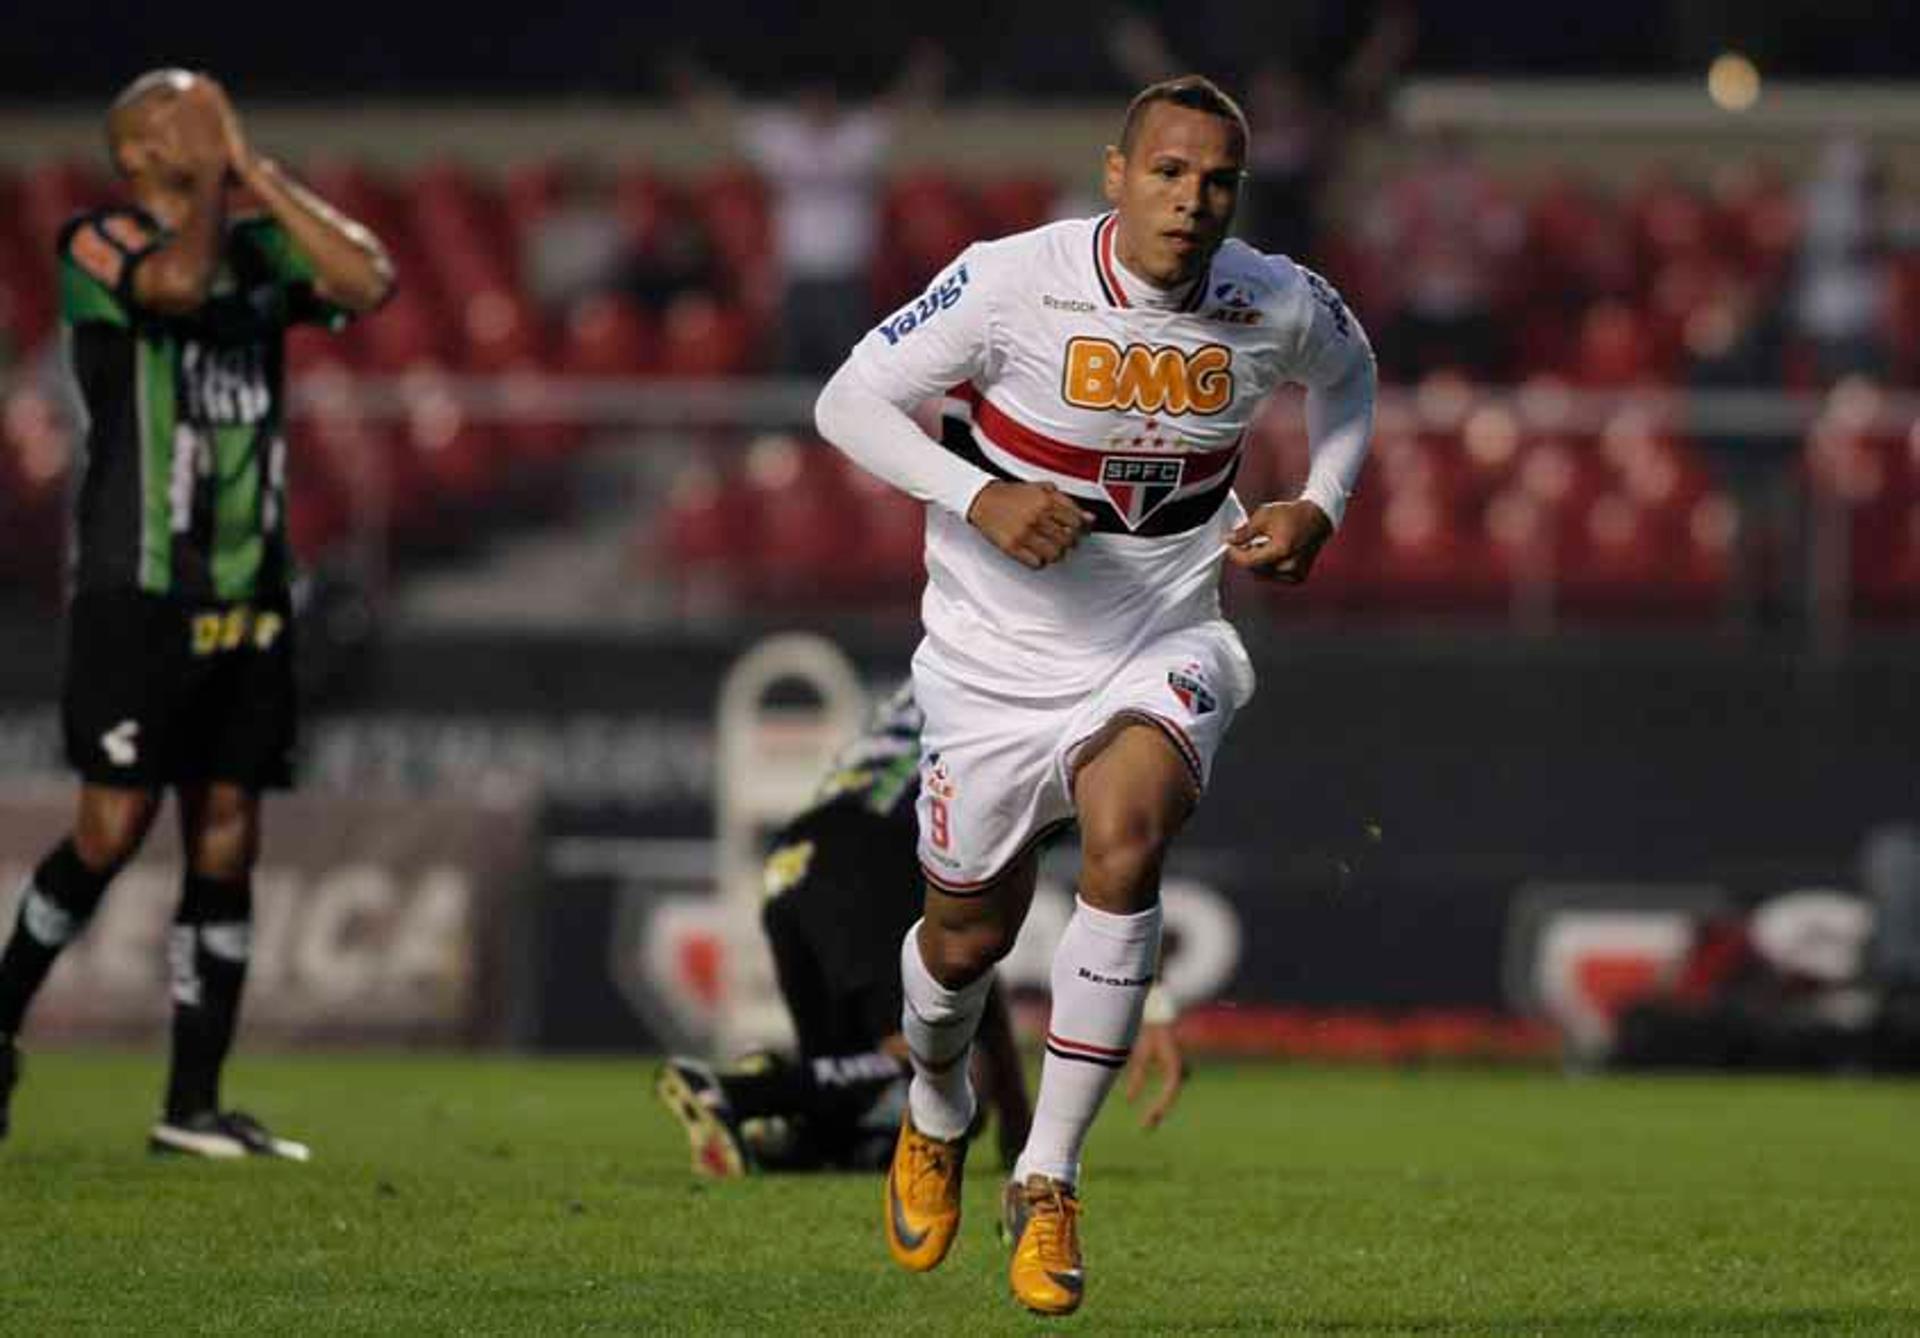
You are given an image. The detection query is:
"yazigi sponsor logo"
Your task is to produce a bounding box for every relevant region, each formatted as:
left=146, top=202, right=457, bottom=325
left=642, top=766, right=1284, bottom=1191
left=878, top=264, right=970, bottom=345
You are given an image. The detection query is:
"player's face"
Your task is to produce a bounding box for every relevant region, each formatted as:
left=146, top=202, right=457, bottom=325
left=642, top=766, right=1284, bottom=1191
left=114, top=85, right=219, bottom=189
left=1104, top=103, right=1245, bottom=287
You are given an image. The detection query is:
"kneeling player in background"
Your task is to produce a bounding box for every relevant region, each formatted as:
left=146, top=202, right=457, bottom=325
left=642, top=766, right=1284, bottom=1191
left=0, top=70, right=393, bottom=1158
left=654, top=686, right=1185, bottom=1181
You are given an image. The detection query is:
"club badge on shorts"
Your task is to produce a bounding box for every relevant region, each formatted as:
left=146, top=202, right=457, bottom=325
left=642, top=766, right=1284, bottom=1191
left=1166, top=661, right=1217, bottom=716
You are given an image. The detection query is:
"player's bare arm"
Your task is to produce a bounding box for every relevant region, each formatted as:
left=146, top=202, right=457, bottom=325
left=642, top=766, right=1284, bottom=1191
left=211, top=83, right=394, bottom=311
left=1123, top=1020, right=1186, bottom=1129
left=1229, top=268, right=1377, bottom=584
left=966, top=480, right=1095, bottom=570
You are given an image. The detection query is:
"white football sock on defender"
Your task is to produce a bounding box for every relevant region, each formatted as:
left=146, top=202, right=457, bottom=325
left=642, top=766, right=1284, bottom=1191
left=1016, top=898, right=1162, bottom=1188
left=900, top=920, right=991, bottom=1141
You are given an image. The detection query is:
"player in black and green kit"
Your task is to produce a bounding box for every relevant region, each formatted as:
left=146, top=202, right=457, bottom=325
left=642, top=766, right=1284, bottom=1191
left=0, top=69, right=393, bottom=1158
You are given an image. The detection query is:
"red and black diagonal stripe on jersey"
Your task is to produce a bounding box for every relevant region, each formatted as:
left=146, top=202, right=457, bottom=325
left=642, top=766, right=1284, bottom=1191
left=940, top=385, right=1239, bottom=537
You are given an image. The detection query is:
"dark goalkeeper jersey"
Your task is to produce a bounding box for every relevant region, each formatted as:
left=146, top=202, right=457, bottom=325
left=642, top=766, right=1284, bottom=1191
left=762, top=686, right=925, bottom=985
left=56, top=206, right=350, bottom=603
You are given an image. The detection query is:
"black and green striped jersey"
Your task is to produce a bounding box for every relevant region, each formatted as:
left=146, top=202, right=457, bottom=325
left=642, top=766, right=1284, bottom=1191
left=57, top=206, right=350, bottom=602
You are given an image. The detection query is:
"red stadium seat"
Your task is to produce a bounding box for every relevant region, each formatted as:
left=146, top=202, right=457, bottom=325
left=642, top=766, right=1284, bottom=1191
left=502, top=160, right=567, bottom=238
left=1627, top=170, right=1713, bottom=273
left=20, top=160, right=111, bottom=251
left=1708, top=159, right=1800, bottom=283
left=1852, top=503, right=1920, bottom=620
left=1674, top=493, right=1736, bottom=604
left=685, top=166, right=770, bottom=274
left=1573, top=300, right=1657, bottom=387
left=398, top=364, right=500, bottom=503
left=734, top=435, right=862, bottom=601
left=1369, top=488, right=1507, bottom=615
left=0, top=230, right=55, bottom=354
left=974, top=175, right=1057, bottom=239
left=658, top=293, right=754, bottom=378
left=1559, top=491, right=1701, bottom=617
left=352, top=286, right=453, bottom=370
left=560, top=292, right=660, bottom=377
left=493, top=362, right=583, bottom=463
left=1455, top=398, right=1523, bottom=504
left=1515, top=435, right=1607, bottom=518
left=843, top=463, right=924, bottom=602
left=461, top=286, right=545, bottom=373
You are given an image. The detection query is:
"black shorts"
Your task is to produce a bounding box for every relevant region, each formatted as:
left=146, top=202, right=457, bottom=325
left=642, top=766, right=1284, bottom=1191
left=61, top=589, right=297, bottom=790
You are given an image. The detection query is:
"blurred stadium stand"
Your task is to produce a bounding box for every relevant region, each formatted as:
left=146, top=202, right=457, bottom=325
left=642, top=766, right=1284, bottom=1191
left=3, top=104, right=1917, bottom=637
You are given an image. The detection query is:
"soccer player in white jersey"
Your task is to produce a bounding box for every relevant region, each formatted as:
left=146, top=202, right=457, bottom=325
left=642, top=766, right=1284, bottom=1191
left=813, top=74, right=1375, bottom=1316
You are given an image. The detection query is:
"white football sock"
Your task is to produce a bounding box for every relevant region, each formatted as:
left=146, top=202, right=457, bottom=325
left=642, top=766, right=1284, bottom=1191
left=1015, top=897, right=1162, bottom=1188
left=899, top=920, right=991, bottom=1141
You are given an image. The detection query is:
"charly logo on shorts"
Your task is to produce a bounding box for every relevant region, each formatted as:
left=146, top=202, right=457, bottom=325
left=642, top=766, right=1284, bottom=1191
left=1100, top=455, right=1185, bottom=530
left=1166, top=662, right=1217, bottom=716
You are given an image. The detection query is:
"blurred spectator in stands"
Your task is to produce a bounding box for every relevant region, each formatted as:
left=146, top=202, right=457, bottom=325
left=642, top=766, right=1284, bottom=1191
left=1237, top=63, right=1332, bottom=262
left=1790, top=136, right=1910, bottom=384
left=1102, top=5, right=1412, bottom=263
left=1365, top=129, right=1525, bottom=381
left=524, top=165, right=716, bottom=317
left=1683, top=279, right=1801, bottom=628
left=673, top=43, right=947, bottom=377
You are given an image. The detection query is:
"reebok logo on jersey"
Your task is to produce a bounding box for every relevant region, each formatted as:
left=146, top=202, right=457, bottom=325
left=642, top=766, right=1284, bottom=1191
left=1061, top=338, right=1233, bottom=416
left=1043, top=294, right=1096, bottom=313
left=1099, top=456, right=1185, bottom=530
left=1166, top=663, right=1217, bottom=716
left=878, top=265, right=970, bottom=345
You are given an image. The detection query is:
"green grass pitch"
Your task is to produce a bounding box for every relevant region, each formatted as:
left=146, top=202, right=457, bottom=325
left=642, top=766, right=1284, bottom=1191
left=2, top=1053, right=1917, bottom=1334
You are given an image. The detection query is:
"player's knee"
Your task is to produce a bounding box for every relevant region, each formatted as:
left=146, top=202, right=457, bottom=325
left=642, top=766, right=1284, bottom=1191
left=73, top=789, right=160, bottom=872
left=1078, top=807, right=1172, bottom=902
left=920, top=916, right=1015, bottom=984
left=187, top=792, right=259, bottom=880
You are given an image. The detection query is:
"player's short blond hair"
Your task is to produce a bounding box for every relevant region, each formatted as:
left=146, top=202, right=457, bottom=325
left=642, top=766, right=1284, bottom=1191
left=1118, top=75, right=1249, bottom=156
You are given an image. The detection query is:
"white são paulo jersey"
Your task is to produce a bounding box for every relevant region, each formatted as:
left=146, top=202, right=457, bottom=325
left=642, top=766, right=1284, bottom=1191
left=815, top=212, right=1375, bottom=695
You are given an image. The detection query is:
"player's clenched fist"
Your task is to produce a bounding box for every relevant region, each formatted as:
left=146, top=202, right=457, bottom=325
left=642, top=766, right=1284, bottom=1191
left=1224, top=498, right=1333, bottom=583
left=967, top=480, right=1096, bottom=570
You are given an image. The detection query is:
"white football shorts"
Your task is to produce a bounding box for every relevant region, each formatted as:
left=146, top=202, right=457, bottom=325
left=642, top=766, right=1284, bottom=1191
left=912, top=617, right=1255, bottom=893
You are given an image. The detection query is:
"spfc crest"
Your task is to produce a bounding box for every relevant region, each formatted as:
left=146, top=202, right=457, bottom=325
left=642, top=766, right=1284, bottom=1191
left=1166, top=661, right=1217, bottom=715
left=1099, top=455, right=1185, bottom=531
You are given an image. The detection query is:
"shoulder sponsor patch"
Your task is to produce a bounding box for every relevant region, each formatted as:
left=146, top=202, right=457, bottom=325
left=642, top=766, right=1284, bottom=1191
left=1300, top=268, right=1352, bottom=341
left=100, top=213, right=155, bottom=252
left=877, top=264, right=969, bottom=345
left=68, top=224, right=126, bottom=288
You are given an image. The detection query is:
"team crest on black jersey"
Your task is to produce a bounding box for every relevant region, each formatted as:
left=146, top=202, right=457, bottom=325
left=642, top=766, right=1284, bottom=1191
left=1100, top=456, right=1185, bottom=531
left=1166, top=661, right=1217, bottom=716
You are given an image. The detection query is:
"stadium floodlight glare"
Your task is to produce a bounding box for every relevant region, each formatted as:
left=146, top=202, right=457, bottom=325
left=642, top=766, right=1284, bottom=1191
left=1707, top=52, right=1761, bottom=112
